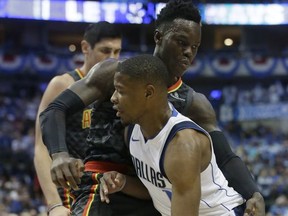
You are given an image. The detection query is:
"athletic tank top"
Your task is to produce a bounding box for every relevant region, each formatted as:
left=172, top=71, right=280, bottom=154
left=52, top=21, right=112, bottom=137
left=82, top=79, right=192, bottom=168
left=82, top=78, right=203, bottom=172
left=84, top=99, right=133, bottom=168
left=65, top=69, right=92, bottom=159
left=167, top=79, right=194, bottom=116
left=128, top=105, right=244, bottom=216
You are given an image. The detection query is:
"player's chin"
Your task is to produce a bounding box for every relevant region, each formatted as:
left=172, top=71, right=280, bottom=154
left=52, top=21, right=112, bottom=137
left=120, top=116, right=134, bottom=126
left=173, top=64, right=188, bottom=77
left=121, top=120, right=129, bottom=126
left=180, top=63, right=190, bottom=73
left=119, top=117, right=129, bottom=126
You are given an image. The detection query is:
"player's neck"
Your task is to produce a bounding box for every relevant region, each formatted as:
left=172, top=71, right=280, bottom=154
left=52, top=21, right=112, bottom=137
left=79, top=65, right=89, bottom=77
left=140, top=104, right=171, bottom=140
left=168, top=77, right=182, bottom=92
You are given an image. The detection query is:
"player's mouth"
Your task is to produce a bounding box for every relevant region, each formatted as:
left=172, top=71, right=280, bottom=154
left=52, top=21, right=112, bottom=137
left=113, top=105, right=122, bottom=117
left=180, top=58, right=191, bottom=70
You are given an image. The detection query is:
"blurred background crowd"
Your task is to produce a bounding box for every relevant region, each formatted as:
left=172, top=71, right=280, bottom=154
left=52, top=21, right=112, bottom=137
left=0, top=0, right=288, bottom=215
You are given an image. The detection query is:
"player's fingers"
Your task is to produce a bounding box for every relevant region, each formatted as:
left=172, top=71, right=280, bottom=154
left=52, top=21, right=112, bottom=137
left=103, top=174, right=116, bottom=189
left=75, top=159, right=84, bottom=178
left=244, top=212, right=253, bottom=216
left=100, top=176, right=109, bottom=194
left=62, top=165, right=78, bottom=190
left=53, top=167, right=70, bottom=189
left=50, top=169, right=62, bottom=187
left=99, top=184, right=105, bottom=201
left=253, top=192, right=265, bottom=216
left=99, top=184, right=110, bottom=203
left=244, top=199, right=255, bottom=216
left=69, top=159, right=83, bottom=185
left=105, top=196, right=110, bottom=204
left=115, top=173, right=125, bottom=189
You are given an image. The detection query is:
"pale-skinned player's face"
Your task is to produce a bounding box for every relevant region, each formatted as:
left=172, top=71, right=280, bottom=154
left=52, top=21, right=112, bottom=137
left=154, top=18, right=201, bottom=79
left=111, top=72, right=147, bottom=125
left=86, top=38, right=122, bottom=70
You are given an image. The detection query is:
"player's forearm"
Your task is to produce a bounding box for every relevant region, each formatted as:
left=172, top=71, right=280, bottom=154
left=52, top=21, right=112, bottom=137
left=209, top=131, right=261, bottom=199
left=220, top=156, right=260, bottom=199
left=121, top=175, right=151, bottom=200
left=40, top=107, right=68, bottom=154
left=40, top=89, right=85, bottom=154
left=34, top=144, right=62, bottom=206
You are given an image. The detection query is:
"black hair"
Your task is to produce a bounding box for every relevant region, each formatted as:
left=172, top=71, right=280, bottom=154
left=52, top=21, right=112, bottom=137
left=84, top=21, right=122, bottom=48
left=155, top=0, right=201, bottom=31
left=118, top=54, right=169, bottom=88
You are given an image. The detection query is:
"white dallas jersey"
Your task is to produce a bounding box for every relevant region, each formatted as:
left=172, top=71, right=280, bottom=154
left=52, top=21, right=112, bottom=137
left=128, top=106, right=245, bottom=216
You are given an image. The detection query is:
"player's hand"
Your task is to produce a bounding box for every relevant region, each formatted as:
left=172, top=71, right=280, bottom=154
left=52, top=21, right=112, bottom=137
left=99, top=171, right=126, bottom=204
left=244, top=192, right=265, bottom=216
left=48, top=205, right=70, bottom=216
left=51, top=152, right=84, bottom=190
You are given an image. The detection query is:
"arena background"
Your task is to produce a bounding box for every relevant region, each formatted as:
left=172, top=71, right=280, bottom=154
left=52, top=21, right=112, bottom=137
left=0, top=0, right=288, bottom=215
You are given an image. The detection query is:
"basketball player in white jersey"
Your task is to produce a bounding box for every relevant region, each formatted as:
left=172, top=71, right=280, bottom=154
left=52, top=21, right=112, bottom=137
left=99, top=54, right=246, bottom=216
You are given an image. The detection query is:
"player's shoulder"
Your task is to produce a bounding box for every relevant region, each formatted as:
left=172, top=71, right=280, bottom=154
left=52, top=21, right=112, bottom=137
left=48, top=73, right=75, bottom=89
left=43, top=73, right=75, bottom=97
left=88, top=58, right=119, bottom=78
left=192, top=90, right=208, bottom=101
left=182, top=89, right=216, bottom=127
left=85, top=59, right=120, bottom=94
left=189, top=90, right=213, bottom=110
left=38, top=72, right=75, bottom=109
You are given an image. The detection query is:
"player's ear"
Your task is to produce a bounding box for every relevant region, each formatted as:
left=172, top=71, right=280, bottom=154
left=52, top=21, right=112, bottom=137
left=81, top=40, right=90, bottom=54
left=145, top=85, right=155, bottom=99
left=154, top=29, right=163, bottom=45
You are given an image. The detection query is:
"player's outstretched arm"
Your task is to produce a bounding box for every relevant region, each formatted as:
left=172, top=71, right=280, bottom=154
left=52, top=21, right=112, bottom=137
left=34, top=74, right=73, bottom=215
left=186, top=92, right=265, bottom=214
left=40, top=59, right=119, bottom=190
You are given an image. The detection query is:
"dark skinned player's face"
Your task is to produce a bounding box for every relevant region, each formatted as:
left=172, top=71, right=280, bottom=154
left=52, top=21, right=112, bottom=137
left=154, top=18, right=201, bottom=79
left=111, top=72, right=147, bottom=125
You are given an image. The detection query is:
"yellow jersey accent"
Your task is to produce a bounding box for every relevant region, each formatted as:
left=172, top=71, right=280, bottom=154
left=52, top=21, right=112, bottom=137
left=82, top=109, right=92, bottom=129
left=167, top=78, right=182, bottom=93
left=75, top=68, right=84, bottom=79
